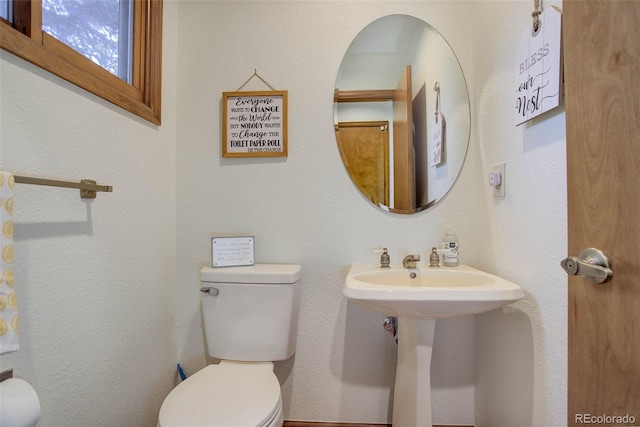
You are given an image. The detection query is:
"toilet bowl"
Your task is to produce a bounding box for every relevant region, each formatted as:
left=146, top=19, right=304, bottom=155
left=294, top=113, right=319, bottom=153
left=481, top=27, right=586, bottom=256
left=158, top=264, right=302, bottom=427
left=158, top=362, right=283, bottom=427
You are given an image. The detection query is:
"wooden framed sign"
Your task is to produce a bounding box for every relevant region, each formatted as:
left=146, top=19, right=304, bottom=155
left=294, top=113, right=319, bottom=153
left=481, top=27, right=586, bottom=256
left=222, top=90, right=288, bottom=157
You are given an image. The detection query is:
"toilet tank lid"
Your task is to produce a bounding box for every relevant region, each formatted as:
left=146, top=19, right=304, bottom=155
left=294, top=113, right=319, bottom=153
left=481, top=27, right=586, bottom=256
left=201, top=264, right=301, bottom=284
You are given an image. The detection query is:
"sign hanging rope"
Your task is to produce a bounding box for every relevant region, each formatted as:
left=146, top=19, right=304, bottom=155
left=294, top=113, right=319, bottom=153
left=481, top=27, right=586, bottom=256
left=532, top=0, right=542, bottom=32
left=236, top=69, right=277, bottom=92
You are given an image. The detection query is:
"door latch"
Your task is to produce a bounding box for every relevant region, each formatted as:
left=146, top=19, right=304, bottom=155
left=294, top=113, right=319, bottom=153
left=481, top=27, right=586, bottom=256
left=561, top=248, right=613, bottom=284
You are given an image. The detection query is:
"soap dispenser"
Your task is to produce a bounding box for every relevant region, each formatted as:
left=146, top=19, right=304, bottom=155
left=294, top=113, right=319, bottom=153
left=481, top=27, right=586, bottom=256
left=442, top=227, right=459, bottom=267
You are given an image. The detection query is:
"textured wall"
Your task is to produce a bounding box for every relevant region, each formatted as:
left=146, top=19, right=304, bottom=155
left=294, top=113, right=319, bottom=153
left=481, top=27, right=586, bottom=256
left=175, top=1, right=566, bottom=425
left=0, top=1, right=567, bottom=425
left=0, top=2, right=179, bottom=426
left=472, top=1, right=567, bottom=426
left=175, top=2, right=481, bottom=424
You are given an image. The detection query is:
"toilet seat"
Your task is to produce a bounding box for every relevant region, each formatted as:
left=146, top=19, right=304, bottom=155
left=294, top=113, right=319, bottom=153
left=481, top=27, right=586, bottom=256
left=158, top=362, right=282, bottom=427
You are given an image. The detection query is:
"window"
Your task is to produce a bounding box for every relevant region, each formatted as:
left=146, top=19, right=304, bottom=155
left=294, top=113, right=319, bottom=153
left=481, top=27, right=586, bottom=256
left=1, top=0, right=162, bottom=125
left=42, top=0, right=134, bottom=82
left=0, top=1, right=9, bottom=22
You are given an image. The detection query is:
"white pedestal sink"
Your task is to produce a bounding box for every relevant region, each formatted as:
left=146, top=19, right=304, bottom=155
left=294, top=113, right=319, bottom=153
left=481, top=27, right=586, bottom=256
left=343, top=264, right=524, bottom=427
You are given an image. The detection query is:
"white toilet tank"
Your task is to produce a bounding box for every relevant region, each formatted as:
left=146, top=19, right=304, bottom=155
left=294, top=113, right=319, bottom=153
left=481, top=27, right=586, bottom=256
left=200, top=264, right=302, bottom=362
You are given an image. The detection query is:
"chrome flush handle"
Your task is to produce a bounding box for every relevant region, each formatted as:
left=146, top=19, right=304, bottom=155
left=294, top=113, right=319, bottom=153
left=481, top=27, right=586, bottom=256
left=200, top=287, right=219, bottom=296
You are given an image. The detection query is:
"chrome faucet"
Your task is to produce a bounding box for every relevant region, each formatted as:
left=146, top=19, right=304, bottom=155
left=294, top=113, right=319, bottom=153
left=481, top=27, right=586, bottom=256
left=402, top=254, right=421, bottom=268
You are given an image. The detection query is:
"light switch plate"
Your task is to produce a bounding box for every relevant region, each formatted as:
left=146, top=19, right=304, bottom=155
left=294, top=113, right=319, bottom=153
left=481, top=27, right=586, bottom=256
left=493, top=163, right=505, bottom=197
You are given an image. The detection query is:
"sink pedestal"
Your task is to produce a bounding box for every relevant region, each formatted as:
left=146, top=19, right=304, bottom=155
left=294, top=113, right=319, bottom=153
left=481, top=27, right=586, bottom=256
left=344, top=264, right=525, bottom=426
left=393, top=318, right=436, bottom=427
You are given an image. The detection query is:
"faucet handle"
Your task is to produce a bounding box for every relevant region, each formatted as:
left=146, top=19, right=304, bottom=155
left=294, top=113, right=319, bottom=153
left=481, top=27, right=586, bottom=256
left=429, top=247, right=440, bottom=267
left=379, top=248, right=391, bottom=268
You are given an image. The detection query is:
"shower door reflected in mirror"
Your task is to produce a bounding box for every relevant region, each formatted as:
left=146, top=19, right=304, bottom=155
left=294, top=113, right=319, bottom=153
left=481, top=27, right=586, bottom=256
left=334, top=15, right=470, bottom=214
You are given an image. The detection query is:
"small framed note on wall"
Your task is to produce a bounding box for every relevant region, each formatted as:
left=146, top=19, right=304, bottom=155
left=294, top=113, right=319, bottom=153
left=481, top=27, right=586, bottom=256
left=222, top=91, right=288, bottom=157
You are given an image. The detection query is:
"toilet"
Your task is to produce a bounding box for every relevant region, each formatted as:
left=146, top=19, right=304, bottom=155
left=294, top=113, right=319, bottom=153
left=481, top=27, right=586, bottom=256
left=158, top=264, right=302, bottom=427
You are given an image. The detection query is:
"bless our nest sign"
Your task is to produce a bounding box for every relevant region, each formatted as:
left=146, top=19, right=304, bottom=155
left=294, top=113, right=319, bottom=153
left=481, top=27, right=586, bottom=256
left=222, top=90, right=288, bottom=158
left=515, top=7, right=562, bottom=125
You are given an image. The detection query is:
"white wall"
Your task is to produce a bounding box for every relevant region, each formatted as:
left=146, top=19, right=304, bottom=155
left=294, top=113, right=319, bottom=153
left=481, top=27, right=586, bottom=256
left=472, top=1, right=567, bottom=426
left=175, top=1, right=480, bottom=424
left=0, top=2, right=179, bottom=426
left=1, top=0, right=567, bottom=425
left=175, top=1, right=566, bottom=425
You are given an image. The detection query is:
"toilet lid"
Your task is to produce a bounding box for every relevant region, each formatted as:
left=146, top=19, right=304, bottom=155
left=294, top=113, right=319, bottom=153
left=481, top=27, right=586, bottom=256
left=159, top=363, right=281, bottom=427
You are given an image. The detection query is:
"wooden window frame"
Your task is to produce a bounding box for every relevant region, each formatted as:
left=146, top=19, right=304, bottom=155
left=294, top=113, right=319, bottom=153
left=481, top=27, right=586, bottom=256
left=1, top=0, right=163, bottom=125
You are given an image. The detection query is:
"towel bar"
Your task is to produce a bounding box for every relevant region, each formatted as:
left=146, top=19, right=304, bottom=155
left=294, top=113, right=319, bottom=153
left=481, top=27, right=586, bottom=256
left=13, top=176, right=113, bottom=199
left=0, top=369, right=13, bottom=382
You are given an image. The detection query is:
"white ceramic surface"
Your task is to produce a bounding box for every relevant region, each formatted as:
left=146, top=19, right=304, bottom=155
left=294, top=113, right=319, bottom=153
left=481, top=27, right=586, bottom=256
left=344, top=264, right=524, bottom=318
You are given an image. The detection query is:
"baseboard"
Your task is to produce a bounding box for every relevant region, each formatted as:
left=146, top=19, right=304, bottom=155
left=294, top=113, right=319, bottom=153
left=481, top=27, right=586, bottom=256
left=284, top=422, right=389, bottom=427
left=284, top=421, right=474, bottom=427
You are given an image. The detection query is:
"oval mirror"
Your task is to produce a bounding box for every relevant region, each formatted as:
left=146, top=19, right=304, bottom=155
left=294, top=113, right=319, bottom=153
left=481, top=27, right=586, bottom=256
left=334, top=15, right=470, bottom=214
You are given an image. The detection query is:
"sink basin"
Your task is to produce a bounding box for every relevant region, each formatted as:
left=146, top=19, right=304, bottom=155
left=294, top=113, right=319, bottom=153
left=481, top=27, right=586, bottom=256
left=344, top=264, right=524, bottom=426
left=344, top=264, right=525, bottom=318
